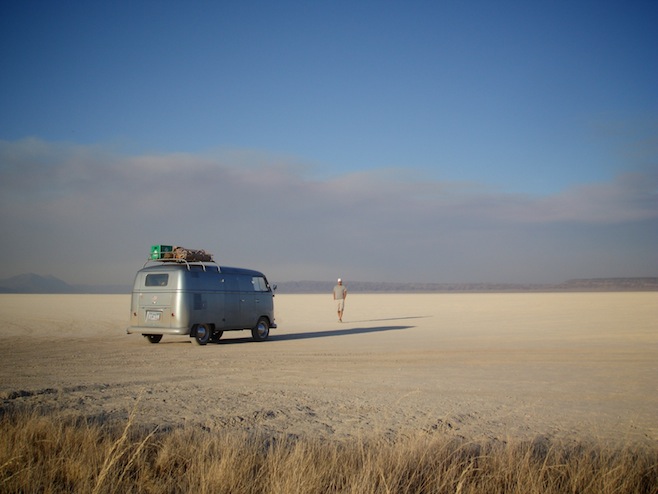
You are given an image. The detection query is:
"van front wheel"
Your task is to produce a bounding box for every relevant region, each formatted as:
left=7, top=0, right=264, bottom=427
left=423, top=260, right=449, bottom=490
left=193, top=324, right=211, bottom=346
left=252, top=317, right=270, bottom=342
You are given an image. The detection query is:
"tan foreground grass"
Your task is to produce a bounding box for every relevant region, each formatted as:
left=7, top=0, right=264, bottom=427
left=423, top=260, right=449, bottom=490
left=0, top=409, right=656, bottom=494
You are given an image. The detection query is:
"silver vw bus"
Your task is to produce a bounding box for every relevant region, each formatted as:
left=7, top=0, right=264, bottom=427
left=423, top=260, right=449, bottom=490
left=127, top=250, right=277, bottom=345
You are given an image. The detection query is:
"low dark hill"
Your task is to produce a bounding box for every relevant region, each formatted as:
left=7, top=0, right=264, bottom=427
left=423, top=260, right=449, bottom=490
left=0, top=273, right=129, bottom=294
left=274, top=278, right=658, bottom=294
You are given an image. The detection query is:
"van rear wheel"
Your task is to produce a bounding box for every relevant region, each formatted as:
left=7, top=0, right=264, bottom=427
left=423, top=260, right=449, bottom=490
left=252, top=317, right=270, bottom=342
left=193, top=324, right=211, bottom=346
left=145, top=334, right=162, bottom=344
left=210, top=330, right=223, bottom=343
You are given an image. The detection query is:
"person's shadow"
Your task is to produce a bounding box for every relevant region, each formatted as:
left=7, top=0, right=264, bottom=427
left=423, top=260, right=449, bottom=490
left=345, top=316, right=430, bottom=324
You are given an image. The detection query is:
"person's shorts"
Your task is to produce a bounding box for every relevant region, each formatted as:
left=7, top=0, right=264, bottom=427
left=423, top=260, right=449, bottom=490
left=336, top=299, right=345, bottom=311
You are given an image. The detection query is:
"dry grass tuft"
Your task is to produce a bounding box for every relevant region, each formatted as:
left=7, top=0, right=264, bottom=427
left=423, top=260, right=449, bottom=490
left=0, top=409, right=656, bottom=493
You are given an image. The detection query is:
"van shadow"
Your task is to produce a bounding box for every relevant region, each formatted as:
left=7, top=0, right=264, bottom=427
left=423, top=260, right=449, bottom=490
left=215, top=325, right=413, bottom=344
left=274, top=325, right=414, bottom=341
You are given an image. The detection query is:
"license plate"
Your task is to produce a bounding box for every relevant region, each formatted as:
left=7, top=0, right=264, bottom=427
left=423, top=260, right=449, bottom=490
left=146, top=310, right=162, bottom=322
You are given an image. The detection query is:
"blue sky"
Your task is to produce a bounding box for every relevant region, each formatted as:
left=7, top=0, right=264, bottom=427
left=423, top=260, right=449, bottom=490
left=1, top=1, right=657, bottom=285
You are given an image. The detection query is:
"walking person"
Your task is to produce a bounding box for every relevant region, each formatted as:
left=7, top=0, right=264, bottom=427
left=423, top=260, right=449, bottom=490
left=333, top=278, right=347, bottom=322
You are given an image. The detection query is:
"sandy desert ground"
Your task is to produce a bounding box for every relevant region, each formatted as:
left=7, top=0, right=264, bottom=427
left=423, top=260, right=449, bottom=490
left=0, top=292, right=656, bottom=445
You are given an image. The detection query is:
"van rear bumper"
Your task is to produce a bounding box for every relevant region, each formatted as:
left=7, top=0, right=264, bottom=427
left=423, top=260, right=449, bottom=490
left=126, top=326, right=190, bottom=336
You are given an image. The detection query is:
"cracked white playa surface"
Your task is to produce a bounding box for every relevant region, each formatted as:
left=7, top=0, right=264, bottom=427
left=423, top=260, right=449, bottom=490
left=1, top=293, right=656, bottom=444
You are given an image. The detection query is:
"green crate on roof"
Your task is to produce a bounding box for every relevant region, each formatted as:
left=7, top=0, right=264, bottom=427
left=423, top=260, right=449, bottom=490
left=150, top=245, right=174, bottom=260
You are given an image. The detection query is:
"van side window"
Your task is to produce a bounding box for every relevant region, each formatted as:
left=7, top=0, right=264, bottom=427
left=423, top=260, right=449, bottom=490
left=146, top=274, right=168, bottom=287
left=253, top=277, right=268, bottom=292
left=223, top=275, right=238, bottom=292
left=237, top=275, right=255, bottom=292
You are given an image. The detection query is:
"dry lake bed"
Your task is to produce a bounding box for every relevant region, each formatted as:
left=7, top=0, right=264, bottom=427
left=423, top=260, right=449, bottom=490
left=1, top=292, right=656, bottom=445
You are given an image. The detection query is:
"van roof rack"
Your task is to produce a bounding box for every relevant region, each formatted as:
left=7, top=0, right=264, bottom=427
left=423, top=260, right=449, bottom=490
left=142, top=258, right=220, bottom=272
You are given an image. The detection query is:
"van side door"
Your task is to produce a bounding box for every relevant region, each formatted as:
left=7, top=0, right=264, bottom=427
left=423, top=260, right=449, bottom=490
left=237, top=274, right=257, bottom=328
left=220, top=274, right=241, bottom=329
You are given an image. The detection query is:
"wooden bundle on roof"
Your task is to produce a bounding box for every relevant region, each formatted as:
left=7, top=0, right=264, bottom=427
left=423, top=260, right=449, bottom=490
left=173, top=246, right=213, bottom=262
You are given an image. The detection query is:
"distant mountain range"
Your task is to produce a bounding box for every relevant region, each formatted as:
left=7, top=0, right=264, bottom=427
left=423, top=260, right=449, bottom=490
left=0, top=273, right=130, bottom=294
left=275, top=278, right=658, bottom=293
left=0, top=273, right=656, bottom=294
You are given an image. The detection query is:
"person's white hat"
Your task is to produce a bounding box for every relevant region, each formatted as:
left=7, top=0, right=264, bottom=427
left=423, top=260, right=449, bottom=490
left=337, top=278, right=342, bottom=282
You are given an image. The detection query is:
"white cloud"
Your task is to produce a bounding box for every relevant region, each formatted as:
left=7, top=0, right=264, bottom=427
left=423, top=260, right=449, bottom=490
left=1, top=139, right=656, bottom=284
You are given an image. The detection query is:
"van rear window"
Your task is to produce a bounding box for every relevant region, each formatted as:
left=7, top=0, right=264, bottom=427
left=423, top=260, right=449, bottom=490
left=146, top=274, right=169, bottom=287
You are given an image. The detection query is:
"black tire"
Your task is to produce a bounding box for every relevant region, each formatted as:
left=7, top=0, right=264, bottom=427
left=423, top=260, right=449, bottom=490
left=193, top=324, right=211, bottom=346
left=251, top=317, right=270, bottom=342
left=210, top=330, right=224, bottom=343
left=145, top=334, right=162, bottom=344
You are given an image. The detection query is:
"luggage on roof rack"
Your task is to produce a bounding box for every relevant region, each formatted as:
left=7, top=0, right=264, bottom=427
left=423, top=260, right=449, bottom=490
left=150, top=245, right=213, bottom=262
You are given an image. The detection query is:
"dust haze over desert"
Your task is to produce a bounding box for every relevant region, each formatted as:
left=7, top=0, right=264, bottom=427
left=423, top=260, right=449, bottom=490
left=1, top=292, right=656, bottom=445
